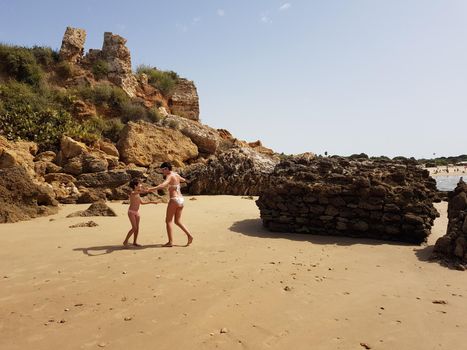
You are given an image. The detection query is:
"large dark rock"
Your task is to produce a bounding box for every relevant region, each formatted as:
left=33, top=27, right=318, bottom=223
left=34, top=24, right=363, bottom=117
left=432, top=179, right=467, bottom=267
left=182, top=147, right=279, bottom=196
left=256, top=156, right=439, bottom=244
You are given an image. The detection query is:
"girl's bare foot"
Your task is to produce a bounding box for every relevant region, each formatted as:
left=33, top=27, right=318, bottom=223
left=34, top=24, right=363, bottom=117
left=133, top=243, right=142, bottom=247
left=162, top=242, right=173, bottom=247
left=186, top=236, right=193, bottom=246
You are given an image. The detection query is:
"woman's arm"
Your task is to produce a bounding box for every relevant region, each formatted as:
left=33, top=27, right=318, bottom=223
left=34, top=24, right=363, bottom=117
left=147, top=176, right=172, bottom=192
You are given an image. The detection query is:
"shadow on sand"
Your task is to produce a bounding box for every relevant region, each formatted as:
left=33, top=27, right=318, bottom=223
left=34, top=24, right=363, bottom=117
left=229, top=218, right=416, bottom=247
left=74, top=243, right=188, bottom=256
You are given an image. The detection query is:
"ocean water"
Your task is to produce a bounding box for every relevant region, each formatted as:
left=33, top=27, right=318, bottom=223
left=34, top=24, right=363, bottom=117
left=435, top=176, right=464, bottom=191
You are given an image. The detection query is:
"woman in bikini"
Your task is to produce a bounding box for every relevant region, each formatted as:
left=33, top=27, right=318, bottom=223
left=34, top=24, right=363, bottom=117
left=148, top=162, right=194, bottom=247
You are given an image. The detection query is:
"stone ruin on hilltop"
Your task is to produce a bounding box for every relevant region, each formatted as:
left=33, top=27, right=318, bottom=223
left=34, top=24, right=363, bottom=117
left=58, top=26, right=200, bottom=120
left=256, top=156, right=440, bottom=244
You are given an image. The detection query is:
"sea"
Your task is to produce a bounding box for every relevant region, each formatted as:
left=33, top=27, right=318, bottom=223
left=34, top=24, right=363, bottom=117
left=435, top=176, right=464, bottom=192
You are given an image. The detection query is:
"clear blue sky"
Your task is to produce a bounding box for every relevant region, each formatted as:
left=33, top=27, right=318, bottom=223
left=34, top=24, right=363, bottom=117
left=1, top=0, right=466, bottom=158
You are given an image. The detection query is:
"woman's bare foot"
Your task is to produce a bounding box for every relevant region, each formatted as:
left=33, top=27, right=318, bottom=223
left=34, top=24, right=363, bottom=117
left=162, top=242, right=173, bottom=247
left=133, top=243, right=142, bottom=247
left=186, top=236, right=193, bottom=246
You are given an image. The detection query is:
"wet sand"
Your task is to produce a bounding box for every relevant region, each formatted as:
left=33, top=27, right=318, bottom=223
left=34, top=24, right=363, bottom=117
left=0, top=197, right=465, bottom=350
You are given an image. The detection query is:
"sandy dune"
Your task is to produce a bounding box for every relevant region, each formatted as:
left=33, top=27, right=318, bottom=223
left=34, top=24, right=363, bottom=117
left=0, top=197, right=466, bottom=350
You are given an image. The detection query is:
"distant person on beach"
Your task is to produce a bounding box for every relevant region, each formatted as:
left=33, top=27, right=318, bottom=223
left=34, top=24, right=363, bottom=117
left=148, top=162, right=193, bottom=247
left=123, top=178, right=159, bottom=247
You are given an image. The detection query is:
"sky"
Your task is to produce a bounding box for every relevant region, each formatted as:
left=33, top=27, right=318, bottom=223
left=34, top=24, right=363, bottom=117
left=1, top=0, right=466, bottom=158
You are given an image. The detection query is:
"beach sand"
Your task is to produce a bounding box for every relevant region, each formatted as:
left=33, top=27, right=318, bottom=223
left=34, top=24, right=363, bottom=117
left=426, top=165, right=467, bottom=177
left=0, top=197, right=466, bottom=350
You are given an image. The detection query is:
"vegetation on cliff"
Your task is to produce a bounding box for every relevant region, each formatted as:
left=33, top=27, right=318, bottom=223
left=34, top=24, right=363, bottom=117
left=0, top=43, right=176, bottom=151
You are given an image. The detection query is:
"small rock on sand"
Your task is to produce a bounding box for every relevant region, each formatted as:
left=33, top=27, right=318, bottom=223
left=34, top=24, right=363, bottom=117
left=360, top=343, right=371, bottom=349
left=69, top=221, right=98, bottom=228
left=220, top=328, right=229, bottom=334
left=432, top=300, right=448, bottom=305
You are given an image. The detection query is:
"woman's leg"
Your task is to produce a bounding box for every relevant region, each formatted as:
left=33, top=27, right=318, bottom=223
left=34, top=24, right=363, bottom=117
left=123, top=212, right=137, bottom=245
left=164, top=202, right=177, bottom=247
left=133, top=214, right=141, bottom=246
left=174, top=206, right=193, bottom=245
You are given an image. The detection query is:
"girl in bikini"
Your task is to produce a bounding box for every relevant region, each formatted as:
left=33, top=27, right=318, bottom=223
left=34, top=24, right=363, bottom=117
left=123, top=178, right=159, bottom=247
left=148, top=162, right=194, bottom=247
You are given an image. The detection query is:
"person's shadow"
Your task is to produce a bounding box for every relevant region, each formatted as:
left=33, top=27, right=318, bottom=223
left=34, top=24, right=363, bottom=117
left=74, top=243, right=187, bottom=256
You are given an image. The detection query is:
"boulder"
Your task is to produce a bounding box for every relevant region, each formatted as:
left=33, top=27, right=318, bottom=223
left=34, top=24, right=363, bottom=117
left=97, top=140, right=119, bottom=158
left=67, top=201, right=117, bottom=217
left=60, top=136, right=88, bottom=159
left=117, top=120, right=198, bottom=167
left=164, top=114, right=220, bottom=155
left=0, top=166, right=58, bottom=223
left=76, top=170, right=131, bottom=188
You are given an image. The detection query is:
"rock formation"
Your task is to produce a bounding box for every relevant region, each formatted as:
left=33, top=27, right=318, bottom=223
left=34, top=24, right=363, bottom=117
left=182, top=147, right=279, bottom=195
left=117, top=120, right=198, bottom=167
left=59, top=27, right=86, bottom=63
left=432, top=179, right=467, bottom=268
left=0, top=137, right=58, bottom=223
left=256, top=156, right=439, bottom=244
left=168, top=78, right=200, bottom=121
left=67, top=202, right=117, bottom=217
left=164, top=114, right=220, bottom=155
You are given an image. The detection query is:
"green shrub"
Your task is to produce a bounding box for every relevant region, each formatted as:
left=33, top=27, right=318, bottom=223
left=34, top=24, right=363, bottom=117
left=101, top=118, right=125, bottom=142
left=147, top=108, right=163, bottom=123
left=120, top=101, right=148, bottom=122
left=74, top=83, right=129, bottom=109
left=166, top=118, right=180, bottom=130
left=349, top=153, right=369, bottom=160
left=0, top=43, right=44, bottom=85
left=0, top=106, right=96, bottom=150
left=92, top=60, right=109, bottom=80
left=0, top=81, right=55, bottom=114
left=56, top=61, right=75, bottom=79
left=136, top=65, right=179, bottom=96
left=31, top=46, right=59, bottom=66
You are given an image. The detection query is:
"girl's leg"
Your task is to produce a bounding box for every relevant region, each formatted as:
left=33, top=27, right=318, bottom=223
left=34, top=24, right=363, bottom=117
left=164, top=202, right=177, bottom=247
left=123, top=213, right=137, bottom=245
left=174, top=206, right=193, bottom=245
left=133, top=214, right=141, bottom=246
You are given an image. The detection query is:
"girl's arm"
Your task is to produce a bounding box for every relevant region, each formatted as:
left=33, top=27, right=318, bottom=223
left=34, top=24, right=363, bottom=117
left=140, top=199, right=159, bottom=205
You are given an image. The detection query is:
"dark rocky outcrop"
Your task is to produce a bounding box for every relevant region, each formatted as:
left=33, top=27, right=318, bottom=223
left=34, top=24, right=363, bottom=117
left=256, top=156, right=439, bottom=244
left=182, top=148, right=279, bottom=195
left=432, top=179, right=467, bottom=268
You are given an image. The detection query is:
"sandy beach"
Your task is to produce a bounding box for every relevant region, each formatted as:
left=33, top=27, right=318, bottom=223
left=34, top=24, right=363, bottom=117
left=426, top=165, right=467, bottom=177
left=0, top=196, right=466, bottom=350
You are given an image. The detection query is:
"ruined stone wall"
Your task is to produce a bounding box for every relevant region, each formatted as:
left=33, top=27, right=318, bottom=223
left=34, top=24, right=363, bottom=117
left=169, top=79, right=200, bottom=121
left=256, top=157, right=439, bottom=244
left=432, top=179, right=467, bottom=267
